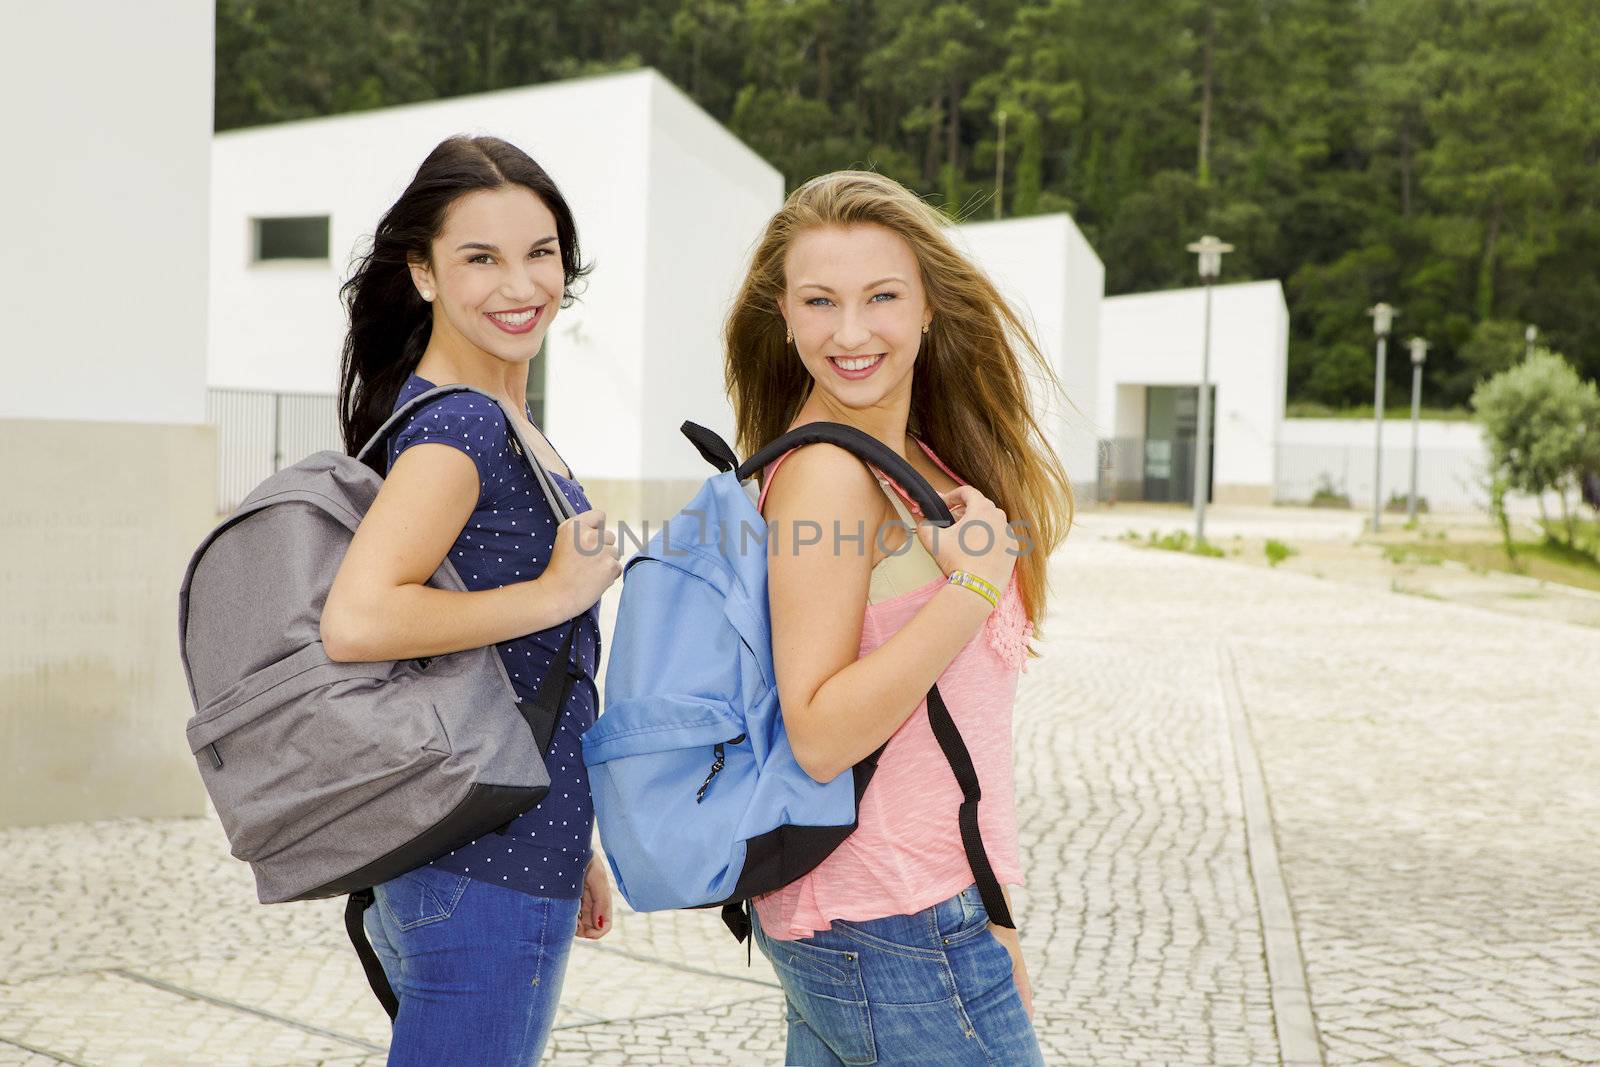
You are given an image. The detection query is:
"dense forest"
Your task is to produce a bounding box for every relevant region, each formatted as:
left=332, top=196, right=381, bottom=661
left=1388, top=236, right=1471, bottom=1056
left=216, top=0, right=1600, bottom=409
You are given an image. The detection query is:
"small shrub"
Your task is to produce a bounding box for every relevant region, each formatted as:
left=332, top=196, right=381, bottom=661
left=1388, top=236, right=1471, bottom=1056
left=1150, top=529, right=1190, bottom=551
left=1142, top=528, right=1223, bottom=558
left=1386, top=491, right=1428, bottom=514
left=1308, top=473, right=1351, bottom=509
left=1264, top=539, right=1298, bottom=567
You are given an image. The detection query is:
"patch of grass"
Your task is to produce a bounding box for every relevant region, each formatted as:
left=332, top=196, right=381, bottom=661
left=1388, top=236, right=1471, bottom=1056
left=1309, top=488, right=1352, bottom=509
left=1139, top=529, right=1225, bottom=558
left=1264, top=539, right=1299, bottom=567
left=1537, top=521, right=1600, bottom=567
left=1306, top=473, right=1352, bottom=509
left=1386, top=491, right=1429, bottom=515
left=1286, top=401, right=1472, bottom=421
left=1382, top=544, right=1443, bottom=566
left=1385, top=537, right=1600, bottom=594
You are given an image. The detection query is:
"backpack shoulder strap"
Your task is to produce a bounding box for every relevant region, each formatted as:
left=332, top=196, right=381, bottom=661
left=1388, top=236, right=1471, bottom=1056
left=736, top=422, right=955, bottom=527
left=356, top=384, right=575, bottom=523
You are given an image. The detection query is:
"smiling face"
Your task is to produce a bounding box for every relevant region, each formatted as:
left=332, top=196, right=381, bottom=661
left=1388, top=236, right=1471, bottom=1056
left=408, top=184, right=565, bottom=366
left=780, top=223, right=932, bottom=413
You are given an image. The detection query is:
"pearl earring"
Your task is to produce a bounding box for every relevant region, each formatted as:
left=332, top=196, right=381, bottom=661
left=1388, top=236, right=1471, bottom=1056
left=421, top=289, right=433, bottom=301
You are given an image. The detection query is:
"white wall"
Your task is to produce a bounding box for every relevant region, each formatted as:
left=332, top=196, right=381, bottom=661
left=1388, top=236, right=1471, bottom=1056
left=1100, top=281, right=1289, bottom=491
left=1, top=4, right=212, bottom=424
left=636, top=75, right=782, bottom=482
left=1278, top=418, right=1488, bottom=510
left=952, top=215, right=1105, bottom=489
left=1, top=1, right=218, bottom=826
left=1278, top=418, right=1486, bottom=451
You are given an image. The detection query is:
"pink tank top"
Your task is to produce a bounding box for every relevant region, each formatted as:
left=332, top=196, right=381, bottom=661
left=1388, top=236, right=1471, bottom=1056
left=752, top=434, right=1031, bottom=940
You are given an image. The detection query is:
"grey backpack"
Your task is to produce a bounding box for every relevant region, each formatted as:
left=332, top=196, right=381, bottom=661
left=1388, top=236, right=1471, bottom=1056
left=178, top=384, right=580, bottom=1012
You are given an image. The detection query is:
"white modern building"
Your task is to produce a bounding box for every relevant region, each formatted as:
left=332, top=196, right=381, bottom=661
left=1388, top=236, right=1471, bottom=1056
left=210, top=69, right=784, bottom=521
left=952, top=216, right=1105, bottom=491
left=1098, top=281, right=1290, bottom=505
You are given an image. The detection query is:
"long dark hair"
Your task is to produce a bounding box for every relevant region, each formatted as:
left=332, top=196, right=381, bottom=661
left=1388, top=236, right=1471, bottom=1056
left=338, top=135, right=591, bottom=454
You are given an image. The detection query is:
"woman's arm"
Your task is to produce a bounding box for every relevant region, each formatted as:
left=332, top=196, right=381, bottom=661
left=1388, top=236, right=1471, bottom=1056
left=989, top=885, right=1034, bottom=1019
left=765, top=444, right=995, bottom=783
left=320, top=443, right=607, bottom=662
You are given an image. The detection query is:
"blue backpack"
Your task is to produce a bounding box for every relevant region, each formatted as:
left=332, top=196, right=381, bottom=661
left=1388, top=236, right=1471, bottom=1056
left=583, top=421, right=1014, bottom=942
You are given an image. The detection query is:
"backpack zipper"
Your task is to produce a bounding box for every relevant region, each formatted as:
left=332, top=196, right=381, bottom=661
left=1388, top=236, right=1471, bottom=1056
left=695, top=734, right=746, bottom=803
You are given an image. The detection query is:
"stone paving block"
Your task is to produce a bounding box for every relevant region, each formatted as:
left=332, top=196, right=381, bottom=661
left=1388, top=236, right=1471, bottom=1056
left=0, top=1045, right=69, bottom=1067
left=545, top=994, right=789, bottom=1065
left=555, top=942, right=782, bottom=1028
left=0, top=818, right=346, bottom=986
left=130, top=949, right=391, bottom=1049
left=0, top=970, right=365, bottom=1066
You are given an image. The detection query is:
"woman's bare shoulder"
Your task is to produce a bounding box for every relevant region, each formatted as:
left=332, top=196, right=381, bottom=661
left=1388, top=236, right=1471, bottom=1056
left=762, top=441, right=884, bottom=525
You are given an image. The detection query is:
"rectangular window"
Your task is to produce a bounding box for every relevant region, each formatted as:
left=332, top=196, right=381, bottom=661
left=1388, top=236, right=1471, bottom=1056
left=252, top=216, right=330, bottom=262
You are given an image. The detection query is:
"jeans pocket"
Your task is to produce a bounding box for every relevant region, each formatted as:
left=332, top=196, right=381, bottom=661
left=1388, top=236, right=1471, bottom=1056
left=376, top=864, right=472, bottom=931
left=933, top=884, right=990, bottom=946
left=764, top=936, right=876, bottom=1065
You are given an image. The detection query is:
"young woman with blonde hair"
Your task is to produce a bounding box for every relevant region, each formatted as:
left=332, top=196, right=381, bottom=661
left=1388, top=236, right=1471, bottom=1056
left=728, top=170, right=1071, bottom=1066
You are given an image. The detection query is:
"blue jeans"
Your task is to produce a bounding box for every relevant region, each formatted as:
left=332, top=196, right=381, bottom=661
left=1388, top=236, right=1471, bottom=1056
left=363, top=864, right=581, bottom=1066
left=752, top=885, right=1045, bottom=1066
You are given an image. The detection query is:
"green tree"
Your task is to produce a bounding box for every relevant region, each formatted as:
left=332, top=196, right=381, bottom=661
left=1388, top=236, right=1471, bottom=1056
left=212, top=0, right=1600, bottom=407
left=1472, top=350, right=1600, bottom=547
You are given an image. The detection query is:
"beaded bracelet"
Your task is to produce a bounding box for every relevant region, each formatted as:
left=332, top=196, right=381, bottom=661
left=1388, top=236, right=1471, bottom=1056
left=947, top=569, right=1000, bottom=609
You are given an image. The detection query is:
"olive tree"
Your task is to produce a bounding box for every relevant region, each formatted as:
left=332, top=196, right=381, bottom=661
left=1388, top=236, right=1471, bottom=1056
left=1471, top=349, right=1600, bottom=549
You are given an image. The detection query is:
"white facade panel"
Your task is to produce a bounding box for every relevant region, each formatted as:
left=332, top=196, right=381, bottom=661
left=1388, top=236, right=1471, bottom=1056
left=639, top=76, right=784, bottom=481
left=2, top=4, right=212, bottom=424
left=1100, top=281, right=1289, bottom=493
left=951, top=215, right=1105, bottom=489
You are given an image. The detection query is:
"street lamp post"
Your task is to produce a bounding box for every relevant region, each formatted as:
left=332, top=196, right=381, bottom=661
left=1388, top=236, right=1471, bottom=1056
left=1367, top=302, right=1396, bottom=533
left=1406, top=336, right=1429, bottom=525
left=995, top=110, right=1007, bottom=220
left=1186, top=235, right=1233, bottom=546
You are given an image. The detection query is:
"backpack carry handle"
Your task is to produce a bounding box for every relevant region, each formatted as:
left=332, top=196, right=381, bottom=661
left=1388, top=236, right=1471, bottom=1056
left=682, top=420, right=956, bottom=527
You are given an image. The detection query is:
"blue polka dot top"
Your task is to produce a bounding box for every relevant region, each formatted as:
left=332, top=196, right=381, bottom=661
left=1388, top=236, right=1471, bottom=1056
left=386, top=372, right=599, bottom=900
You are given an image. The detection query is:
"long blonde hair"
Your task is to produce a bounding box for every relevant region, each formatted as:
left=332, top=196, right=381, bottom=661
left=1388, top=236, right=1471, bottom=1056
left=724, top=170, right=1073, bottom=644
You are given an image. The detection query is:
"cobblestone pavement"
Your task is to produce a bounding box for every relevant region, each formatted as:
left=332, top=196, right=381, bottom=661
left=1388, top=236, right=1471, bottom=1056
left=1062, top=538, right=1600, bottom=1065
left=4, top=533, right=1596, bottom=1064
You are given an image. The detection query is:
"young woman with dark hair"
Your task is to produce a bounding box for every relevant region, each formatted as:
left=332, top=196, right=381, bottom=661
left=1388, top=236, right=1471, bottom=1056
left=321, top=135, right=621, bottom=1065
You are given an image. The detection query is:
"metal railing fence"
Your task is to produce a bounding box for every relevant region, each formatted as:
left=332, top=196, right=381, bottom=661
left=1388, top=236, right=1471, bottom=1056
left=1095, top=437, right=1488, bottom=510
left=206, top=387, right=342, bottom=513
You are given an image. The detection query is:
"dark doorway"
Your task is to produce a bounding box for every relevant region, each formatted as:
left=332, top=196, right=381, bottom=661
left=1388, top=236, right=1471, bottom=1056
left=1143, top=385, right=1216, bottom=504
